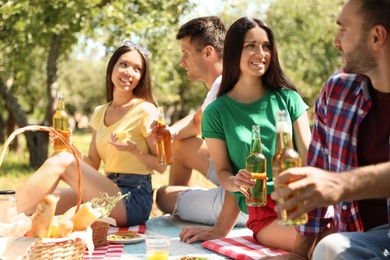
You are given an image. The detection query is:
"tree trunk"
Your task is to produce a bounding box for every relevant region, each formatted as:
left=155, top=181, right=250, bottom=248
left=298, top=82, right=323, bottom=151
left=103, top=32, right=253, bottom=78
left=7, top=115, right=18, bottom=152
left=0, top=74, right=50, bottom=169
left=0, top=33, right=63, bottom=169
left=44, top=34, right=62, bottom=127
left=0, top=111, right=5, bottom=143
left=25, top=131, right=50, bottom=169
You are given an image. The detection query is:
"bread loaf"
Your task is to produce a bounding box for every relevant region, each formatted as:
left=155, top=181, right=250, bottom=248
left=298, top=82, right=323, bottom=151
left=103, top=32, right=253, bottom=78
left=29, top=195, right=58, bottom=238
left=50, top=217, right=74, bottom=238
left=71, top=202, right=100, bottom=231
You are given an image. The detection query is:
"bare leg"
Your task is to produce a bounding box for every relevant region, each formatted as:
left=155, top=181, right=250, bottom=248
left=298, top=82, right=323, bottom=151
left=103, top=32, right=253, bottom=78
left=156, top=185, right=190, bottom=214
left=256, top=220, right=296, bottom=251
left=169, top=136, right=210, bottom=186
left=54, top=187, right=78, bottom=215
left=15, top=152, right=128, bottom=226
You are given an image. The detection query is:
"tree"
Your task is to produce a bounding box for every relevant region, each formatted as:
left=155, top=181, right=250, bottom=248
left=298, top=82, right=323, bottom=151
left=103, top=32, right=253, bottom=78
left=265, top=0, right=344, bottom=107
left=0, top=0, right=191, bottom=168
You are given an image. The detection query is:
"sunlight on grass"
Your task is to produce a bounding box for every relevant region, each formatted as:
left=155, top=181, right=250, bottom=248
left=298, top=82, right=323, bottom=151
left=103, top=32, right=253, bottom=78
left=0, top=131, right=216, bottom=192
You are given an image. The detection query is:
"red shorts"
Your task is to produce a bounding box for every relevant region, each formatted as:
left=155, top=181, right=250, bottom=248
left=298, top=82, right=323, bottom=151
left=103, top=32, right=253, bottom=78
left=246, top=195, right=277, bottom=236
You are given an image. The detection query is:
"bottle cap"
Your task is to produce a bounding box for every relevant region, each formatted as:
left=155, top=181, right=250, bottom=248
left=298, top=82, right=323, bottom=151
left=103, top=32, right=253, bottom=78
left=0, top=190, right=16, bottom=195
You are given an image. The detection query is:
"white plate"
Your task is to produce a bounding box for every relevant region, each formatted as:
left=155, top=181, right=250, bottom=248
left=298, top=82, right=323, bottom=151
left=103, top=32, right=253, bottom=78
left=107, top=233, right=147, bottom=244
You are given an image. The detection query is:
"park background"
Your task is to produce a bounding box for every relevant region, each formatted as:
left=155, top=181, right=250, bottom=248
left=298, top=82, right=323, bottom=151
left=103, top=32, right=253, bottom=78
left=0, top=0, right=344, bottom=216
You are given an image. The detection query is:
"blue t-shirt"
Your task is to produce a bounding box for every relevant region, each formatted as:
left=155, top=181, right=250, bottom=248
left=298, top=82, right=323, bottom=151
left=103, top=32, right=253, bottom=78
left=202, top=88, right=308, bottom=214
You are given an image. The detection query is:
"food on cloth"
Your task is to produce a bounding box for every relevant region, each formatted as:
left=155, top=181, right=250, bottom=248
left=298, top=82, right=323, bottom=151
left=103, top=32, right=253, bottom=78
left=179, top=257, right=208, bottom=260
left=25, top=192, right=128, bottom=238
left=70, top=202, right=101, bottom=231
left=113, top=230, right=140, bottom=238
left=50, top=217, right=74, bottom=238
left=29, top=194, right=58, bottom=238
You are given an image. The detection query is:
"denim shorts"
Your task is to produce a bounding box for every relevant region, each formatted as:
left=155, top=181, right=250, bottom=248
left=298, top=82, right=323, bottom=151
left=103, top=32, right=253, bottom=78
left=106, top=173, right=153, bottom=226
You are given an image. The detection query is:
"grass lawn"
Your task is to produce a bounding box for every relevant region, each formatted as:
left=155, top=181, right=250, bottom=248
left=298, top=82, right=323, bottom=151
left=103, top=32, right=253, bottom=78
left=0, top=130, right=216, bottom=218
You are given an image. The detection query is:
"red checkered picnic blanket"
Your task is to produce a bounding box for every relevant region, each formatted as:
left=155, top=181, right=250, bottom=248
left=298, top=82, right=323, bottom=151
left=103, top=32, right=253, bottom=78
left=84, top=224, right=146, bottom=259
left=201, top=236, right=288, bottom=260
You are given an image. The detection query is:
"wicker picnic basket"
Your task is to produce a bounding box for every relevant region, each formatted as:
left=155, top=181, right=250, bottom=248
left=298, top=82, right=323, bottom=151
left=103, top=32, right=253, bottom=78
left=0, top=126, right=87, bottom=259
left=26, top=237, right=86, bottom=260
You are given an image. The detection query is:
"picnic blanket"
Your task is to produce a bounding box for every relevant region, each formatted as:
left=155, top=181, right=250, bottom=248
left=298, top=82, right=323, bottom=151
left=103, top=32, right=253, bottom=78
left=84, top=224, right=146, bottom=259
left=201, top=236, right=288, bottom=260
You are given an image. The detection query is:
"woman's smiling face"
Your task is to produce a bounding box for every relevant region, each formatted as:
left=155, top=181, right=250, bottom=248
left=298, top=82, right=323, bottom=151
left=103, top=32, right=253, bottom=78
left=240, top=25, right=271, bottom=78
left=111, top=49, right=144, bottom=92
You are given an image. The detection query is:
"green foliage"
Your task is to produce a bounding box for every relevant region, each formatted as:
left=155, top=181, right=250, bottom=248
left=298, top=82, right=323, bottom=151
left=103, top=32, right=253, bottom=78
left=90, top=192, right=130, bottom=218
left=265, top=0, right=344, bottom=106
left=93, top=0, right=197, bottom=119
left=1, top=0, right=348, bottom=168
left=58, top=58, right=106, bottom=116
left=0, top=0, right=194, bottom=128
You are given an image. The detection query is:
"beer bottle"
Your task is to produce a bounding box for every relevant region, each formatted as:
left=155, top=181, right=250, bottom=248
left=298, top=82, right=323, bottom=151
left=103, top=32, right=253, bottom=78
left=272, top=110, right=308, bottom=225
left=52, top=91, right=70, bottom=152
left=156, top=107, right=173, bottom=166
left=245, top=125, right=267, bottom=206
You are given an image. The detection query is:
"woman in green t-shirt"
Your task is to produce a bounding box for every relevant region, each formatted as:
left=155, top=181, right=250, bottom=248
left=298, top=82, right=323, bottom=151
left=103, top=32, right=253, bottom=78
left=202, top=17, right=311, bottom=251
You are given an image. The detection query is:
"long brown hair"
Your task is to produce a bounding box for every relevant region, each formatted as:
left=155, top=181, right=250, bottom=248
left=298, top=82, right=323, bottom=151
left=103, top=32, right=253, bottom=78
left=218, top=17, right=297, bottom=97
left=105, top=45, right=157, bottom=106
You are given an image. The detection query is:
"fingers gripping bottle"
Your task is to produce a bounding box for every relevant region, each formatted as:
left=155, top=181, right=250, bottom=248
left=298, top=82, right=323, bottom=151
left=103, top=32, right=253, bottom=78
left=245, top=125, right=267, bottom=206
left=272, top=110, right=308, bottom=225
left=52, top=91, right=70, bottom=152
left=156, top=107, right=173, bottom=166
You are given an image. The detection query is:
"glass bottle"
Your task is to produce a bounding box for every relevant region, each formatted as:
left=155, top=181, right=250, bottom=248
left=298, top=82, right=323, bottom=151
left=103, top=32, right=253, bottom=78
left=272, top=110, right=308, bottom=225
left=0, top=190, right=17, bottom=223
left=245, top=125, right=267, bottom=206
left=52, top=91, right=70, bottom=152
left=156, top=107, right=173, bottom=166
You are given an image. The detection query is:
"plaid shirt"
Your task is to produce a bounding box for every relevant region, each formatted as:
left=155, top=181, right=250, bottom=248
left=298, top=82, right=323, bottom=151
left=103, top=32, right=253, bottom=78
left=297, top=71, right=390, bottom=236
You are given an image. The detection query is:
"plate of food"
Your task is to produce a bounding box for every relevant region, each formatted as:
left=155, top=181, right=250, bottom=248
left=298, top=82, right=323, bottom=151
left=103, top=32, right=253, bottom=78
left=107, top=230, right=146, bottom=244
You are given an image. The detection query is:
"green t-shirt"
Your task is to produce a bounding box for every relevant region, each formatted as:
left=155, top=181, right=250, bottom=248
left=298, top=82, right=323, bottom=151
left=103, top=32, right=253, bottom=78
left=202, top=88, right=308, bottom=214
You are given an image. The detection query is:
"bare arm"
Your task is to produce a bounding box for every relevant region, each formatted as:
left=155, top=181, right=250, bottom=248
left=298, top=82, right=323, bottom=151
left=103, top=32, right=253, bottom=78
left=179, top=191, right=240, bottom=243
left=292, top=111, right=311, bottom=165
left=204, top=137, right=237, bottom=191
left=72, top=129, right=101, bottom=170
left=131, top=135, right=167, bottom=173
left=109, top=134, right=167, bottom=174
left=170, top=108, right=203, bottom=140
left=272, top=162, right=390, bottom=220
left=205, top=137, right=256, bottom=196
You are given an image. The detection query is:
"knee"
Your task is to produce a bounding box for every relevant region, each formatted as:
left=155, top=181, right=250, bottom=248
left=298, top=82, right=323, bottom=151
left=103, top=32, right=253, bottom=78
left=46, top=152, right=76, bottom=169
left=172, top=139, right=185, bottom=158
left=155, top=186, right=168, bottom=211
left=312, top=233, right=345, bottom=260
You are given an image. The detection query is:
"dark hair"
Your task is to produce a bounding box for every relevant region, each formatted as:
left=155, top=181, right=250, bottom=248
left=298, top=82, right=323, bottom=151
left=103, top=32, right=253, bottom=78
left=105, top=45, right=157, bottom=106
left=357, top=0, right=390, bottom=33
left=176, top=16, right=226, bottom=59
left=218, top=17, right=297, bottom=97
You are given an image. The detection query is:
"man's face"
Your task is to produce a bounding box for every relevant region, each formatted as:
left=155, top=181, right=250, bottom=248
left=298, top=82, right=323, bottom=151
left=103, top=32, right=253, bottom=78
left=333, top=0, right=376, bottom=74
left=179, top=37, right=207, bottom=82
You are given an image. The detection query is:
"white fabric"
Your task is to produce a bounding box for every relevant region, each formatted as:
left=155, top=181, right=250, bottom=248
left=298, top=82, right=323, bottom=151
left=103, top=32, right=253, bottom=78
left=201, top=75, right=221, bottom=111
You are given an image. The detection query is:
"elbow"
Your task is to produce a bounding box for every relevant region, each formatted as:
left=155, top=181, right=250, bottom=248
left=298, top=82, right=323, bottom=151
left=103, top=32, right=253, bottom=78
left=155, top=165, right=167, bottom=174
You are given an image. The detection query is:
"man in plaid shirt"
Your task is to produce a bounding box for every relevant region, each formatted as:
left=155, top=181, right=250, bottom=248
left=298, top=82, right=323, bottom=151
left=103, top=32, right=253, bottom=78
left=270, top=0, right=390, bottom=259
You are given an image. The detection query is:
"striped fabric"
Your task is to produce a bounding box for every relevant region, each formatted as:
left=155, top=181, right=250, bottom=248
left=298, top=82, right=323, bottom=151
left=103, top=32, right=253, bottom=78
left=84, top=224, right=146, bottom=259
left=201, top=236, right=288, bottom=260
